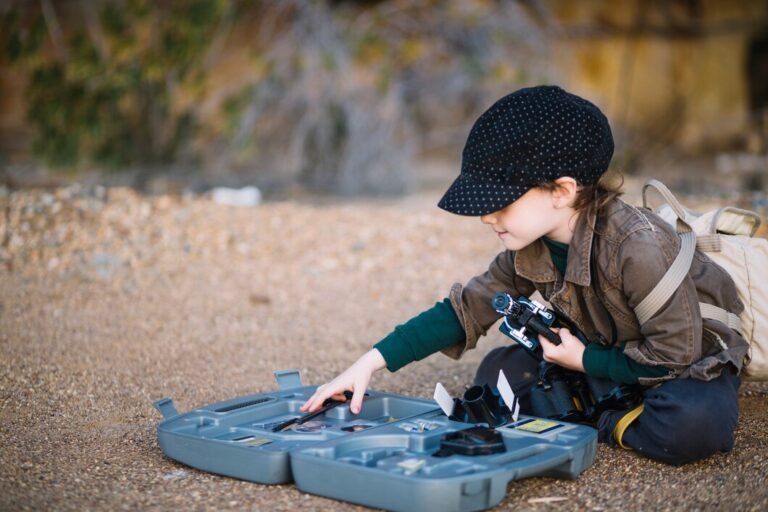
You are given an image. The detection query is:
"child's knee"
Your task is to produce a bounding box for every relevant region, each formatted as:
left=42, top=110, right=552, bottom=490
left=665, top=403, right=733, bottom=451
left=629, top=394, right=737, bottom=465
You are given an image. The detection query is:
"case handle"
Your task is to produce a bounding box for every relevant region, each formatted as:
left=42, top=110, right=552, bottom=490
left=153, top=397, right=179, bottom=419
left=274, top=368, right=303, bottom=390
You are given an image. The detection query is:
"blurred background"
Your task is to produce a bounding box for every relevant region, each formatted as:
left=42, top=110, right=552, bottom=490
left=4, top=5, right=768, bottom=510
left=1, top=0, right=767, bottom=199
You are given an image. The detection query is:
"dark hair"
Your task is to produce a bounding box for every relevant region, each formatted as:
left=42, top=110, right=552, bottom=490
left=538, top=170, right=624, bottom=213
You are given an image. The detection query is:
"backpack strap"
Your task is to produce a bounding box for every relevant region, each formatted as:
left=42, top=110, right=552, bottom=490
left=642, top=179, right=694, bottom=223
left=700, top=302, right=742, bottom=331
left=633, top=229, right=696, bottom=325
left=635, top=180, right=697, bottom=325
left=637, top=180, right=742, bottom=332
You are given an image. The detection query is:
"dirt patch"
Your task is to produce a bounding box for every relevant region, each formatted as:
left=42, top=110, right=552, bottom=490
left=1, top=179, right=766, bottom=511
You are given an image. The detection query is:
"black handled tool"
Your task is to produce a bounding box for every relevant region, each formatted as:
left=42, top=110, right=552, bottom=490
left=272, top=391, right=360, bottom=432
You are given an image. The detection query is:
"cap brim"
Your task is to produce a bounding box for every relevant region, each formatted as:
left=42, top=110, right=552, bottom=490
left=437, top=173, right=530, bottom=216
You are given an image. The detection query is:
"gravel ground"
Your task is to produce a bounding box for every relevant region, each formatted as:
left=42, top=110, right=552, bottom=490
left=1, top=179, right=767, bottom=512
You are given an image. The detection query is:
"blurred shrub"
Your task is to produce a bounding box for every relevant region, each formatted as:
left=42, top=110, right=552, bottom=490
left=215, top=1, right=417, bottom=196
left=2, top=0, right=547, bottom=195
left=215, top=0, right=546, bottom=195
left=2, top=0, right=228, bottom=181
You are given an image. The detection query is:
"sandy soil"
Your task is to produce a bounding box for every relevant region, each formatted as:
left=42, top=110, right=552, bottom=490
left=1, top=179, right=767, bottom=511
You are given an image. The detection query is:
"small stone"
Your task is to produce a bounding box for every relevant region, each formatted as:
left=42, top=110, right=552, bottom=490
left=210, top=186, right=262, bottom=207
left=249, top=293, right=271, bottom=305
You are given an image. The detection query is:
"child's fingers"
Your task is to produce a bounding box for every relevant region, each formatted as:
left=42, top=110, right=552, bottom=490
left=550, top=327, right=574, bottom=338
left=539, top=337, right=552, bottom=361
left=303, top=384, right=355, bottom=413
left=349, top=390, right=364, bottom=414
left=539, top=336, right=560, bottom=363
left=538, top=328, right=586, bottom=372
left=300, top=391, right=319, bottom=412
left=299, top=390, right=316, bottom=411
left=540, top=336, right=556, bottom=350
left=349, top=377, right=371, bottom=414
left=301, top=385, right=335, bottom=412
left=305, top=386, right=328, bottom=411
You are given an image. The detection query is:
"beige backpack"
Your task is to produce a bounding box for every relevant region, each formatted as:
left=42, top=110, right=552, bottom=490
left=640, top=180, right=768, bottom=381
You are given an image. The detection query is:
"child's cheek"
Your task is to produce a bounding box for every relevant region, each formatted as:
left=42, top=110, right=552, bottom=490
left=501, top=237, right=527, bottom=252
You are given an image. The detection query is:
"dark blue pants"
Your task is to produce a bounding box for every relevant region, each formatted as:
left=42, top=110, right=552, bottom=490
left=474, top=345, right=741, bottom=466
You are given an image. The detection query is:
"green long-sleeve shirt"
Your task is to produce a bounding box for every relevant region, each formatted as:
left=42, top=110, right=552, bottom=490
left=374, top=237, right=667, bottom=384
left=374, top=298, right=465, bottom=372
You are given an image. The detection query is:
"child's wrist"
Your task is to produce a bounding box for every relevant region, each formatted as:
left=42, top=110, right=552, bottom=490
left=365, top=348, right=387, bottom=371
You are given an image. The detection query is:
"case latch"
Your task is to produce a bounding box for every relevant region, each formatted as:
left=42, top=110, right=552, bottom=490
left=274, top=368, right=303, bottom=390
left=153, top=397, right=179, bottom=419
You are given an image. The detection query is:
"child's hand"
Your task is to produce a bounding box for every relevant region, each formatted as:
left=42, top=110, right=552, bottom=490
left=540, top=328, right=585, bottom=372
left=300, top=349, right=387, bottom=415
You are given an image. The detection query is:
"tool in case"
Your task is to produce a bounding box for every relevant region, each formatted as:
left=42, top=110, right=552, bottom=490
left=154, top=369, right=597, bottom=512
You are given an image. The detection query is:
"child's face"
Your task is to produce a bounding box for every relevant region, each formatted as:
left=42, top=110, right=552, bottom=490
left=480, top=186, right=574, bottom=250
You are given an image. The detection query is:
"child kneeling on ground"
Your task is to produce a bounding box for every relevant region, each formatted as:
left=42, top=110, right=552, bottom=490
left=301, top=85, right=748, bottom=466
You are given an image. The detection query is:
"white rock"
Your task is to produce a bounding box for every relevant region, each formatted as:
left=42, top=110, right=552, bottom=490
left=210, top=186, right=262, bottom=207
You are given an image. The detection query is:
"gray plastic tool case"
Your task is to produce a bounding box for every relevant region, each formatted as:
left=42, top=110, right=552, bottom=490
left=154, top=369, right=598, bottom=512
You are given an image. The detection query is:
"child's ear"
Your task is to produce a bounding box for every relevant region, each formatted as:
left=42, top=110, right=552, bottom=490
left=552, top=177, right=579, bottom=206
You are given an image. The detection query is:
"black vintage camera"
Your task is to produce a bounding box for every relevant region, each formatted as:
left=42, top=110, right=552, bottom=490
left=492, top=292, right=642, bottom=423
left=529, top=363, right=642, bottom=423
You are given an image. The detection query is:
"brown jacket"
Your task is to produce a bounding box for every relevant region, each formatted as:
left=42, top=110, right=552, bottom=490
left=445, top=198, right=749, bottom=385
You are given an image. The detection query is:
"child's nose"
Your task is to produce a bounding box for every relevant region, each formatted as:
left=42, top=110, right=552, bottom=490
left=480, top=213, right=496, bottom=225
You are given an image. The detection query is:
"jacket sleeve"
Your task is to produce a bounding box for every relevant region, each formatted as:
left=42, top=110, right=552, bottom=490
left=583, top=343, right=669, bottom=384
left=615, top=223, right=702, bottom=380
left=373, top=298, right=466, bottom=372
left=442, top=250, right=537, bottom=360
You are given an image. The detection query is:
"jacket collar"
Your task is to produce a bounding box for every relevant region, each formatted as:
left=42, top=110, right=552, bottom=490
left=514, top=206, right=597, bottom=287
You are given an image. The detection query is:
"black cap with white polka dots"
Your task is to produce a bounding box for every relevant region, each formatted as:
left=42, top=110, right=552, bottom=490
left=438, top=85, right=614, bottom=216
